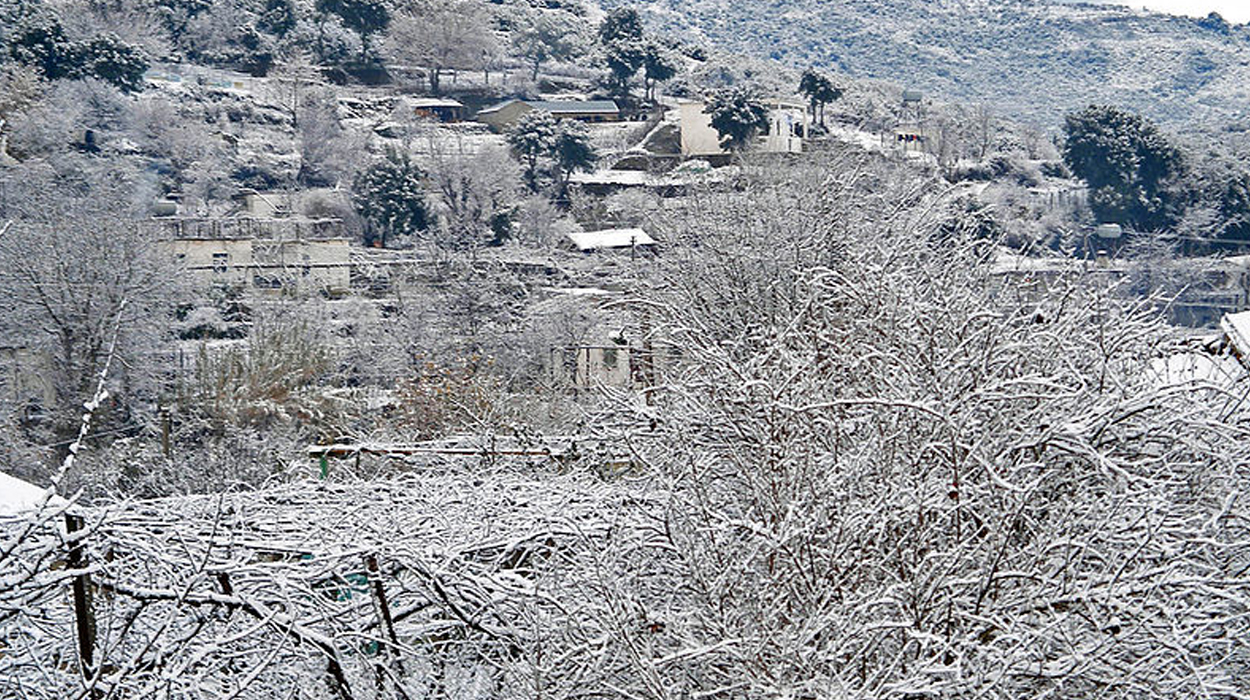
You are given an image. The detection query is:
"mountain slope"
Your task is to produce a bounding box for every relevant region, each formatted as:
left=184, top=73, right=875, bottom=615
left=599, top=0, right=1250, bottom=128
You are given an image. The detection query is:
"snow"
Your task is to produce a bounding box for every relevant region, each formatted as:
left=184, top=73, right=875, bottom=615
left=0, top=471, right=68, bottom=518
left=1220, top=310, right=1250, bottom=358
left=1148, top=351, right=1244, bottom=388
left=566, top=228, right=657, bottom=251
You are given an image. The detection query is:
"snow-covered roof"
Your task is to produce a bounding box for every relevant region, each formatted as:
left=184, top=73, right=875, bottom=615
left=528, top=100, right=619, bottom=115
left=410, top=98, right=463, bottom=109
left=1221, top=311, right=1250, bottom=362
left=0, top=471, right=69, bottom=518
left=566, top=228, right=656, bottom=251
left=568, top=170, right=652, bottom=186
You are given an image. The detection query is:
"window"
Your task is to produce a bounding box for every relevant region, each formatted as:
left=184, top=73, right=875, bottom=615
left=211, top=252, right=228, bottom=274
left=252, top=274, right=282, bottom=289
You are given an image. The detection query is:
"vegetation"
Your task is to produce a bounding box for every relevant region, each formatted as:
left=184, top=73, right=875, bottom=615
left=5, top=2, right=1250, bottom=698
left=598, top=7, right=645, bottom=101
left=507, top=109, right=558, bottom=191
left=511, top=11, right=587, bottom=81
left=316, top=0, right=390, bottom=58
left=798, top=67, right=841, bottom=125
left=550, top=119, right=597, bottom=194
left=598, top=0, right=1250, bottom=126
left=352, top=149, right=431, bottom=247
left=706, top=85, right=770, bottom=151
left=0, top=0, right=148, bottom=91
left=1062, top=104, right=1185, bottom=231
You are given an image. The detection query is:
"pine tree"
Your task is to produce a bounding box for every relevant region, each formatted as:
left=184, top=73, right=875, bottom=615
left=353, top=149, right=431, bottom=248
left=507, top=110, right=558, bottom=192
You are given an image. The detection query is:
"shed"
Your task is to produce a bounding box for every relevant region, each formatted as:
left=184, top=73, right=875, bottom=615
left=529, top=100, right=620, bottom=122
left=410, top=97, right=464, bottom=123
left=1221, top=311, right=1250, bottom=368
left=902, top=89, right=924, bottom=104
left=565, top=228, right=656, bottom=252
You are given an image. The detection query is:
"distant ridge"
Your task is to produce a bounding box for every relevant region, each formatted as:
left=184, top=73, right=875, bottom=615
left=597, top=0, right=1250, bottom=128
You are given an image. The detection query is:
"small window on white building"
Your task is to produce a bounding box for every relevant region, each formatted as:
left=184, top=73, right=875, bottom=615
left=211, top=252, right=228, bottom=273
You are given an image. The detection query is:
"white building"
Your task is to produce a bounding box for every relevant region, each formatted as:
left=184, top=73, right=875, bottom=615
left=679, top=99, right=808, bottom=157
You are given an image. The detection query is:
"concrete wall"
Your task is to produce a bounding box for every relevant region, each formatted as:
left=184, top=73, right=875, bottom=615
left=165, top=238, right=254, bottom=287
left=550, top=346, right=634, bottom=389
left=162, top=238, right=351, bottom=294
left=679, top=101, right=724, bottom=156
left=0, top=347, right=55, bottom=409
left=251, top=239, right=352, bottom=292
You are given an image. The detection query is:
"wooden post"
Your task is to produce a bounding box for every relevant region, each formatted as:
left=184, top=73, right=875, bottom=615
left=160, top=407, right=171, bottom=459
left=365, top=554, right=406, bottom=682
left=64, top=514, right=96, bottom=681
left=365, top=555, right=403, bottom=667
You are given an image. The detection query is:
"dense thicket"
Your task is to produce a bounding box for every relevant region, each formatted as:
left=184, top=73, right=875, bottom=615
left=3, top=149, right=1248, bottom=699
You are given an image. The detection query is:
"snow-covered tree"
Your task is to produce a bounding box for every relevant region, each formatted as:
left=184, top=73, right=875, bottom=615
left=384, top=0, right=497, bottom=95
left=353, top=148, right=431, bottom=247
left=507, top=109, right=558, bottom=192
left=511, top=11, right=587, bottom=82
left=706, top=85, right=769, bottom=151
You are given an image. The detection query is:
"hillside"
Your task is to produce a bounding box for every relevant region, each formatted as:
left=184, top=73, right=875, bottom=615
left=596, top=0, right=1250, bottom=128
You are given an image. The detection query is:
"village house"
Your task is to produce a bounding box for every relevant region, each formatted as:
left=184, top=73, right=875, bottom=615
left=550, top=345, right=633, bottom=389
left=150, top=217, right=352, bottom=295
left=476, top=99, right=620, bottom=131
left=678, top=99, right=808, bottom=157
left=0, top=470, right=69, bottom=518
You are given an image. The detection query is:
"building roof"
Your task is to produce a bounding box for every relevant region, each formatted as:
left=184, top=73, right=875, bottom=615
left=567, top=228, right=656, bottom=251
left=1222, top=311, right=1250, bottom=359
left=476, top=99, right=522, bottom=115
left=410, top=98, right=464, bottom=109
left=478, top=99, right=619, bottom=117
left=0, top=471, right=69, bottom=518
left=528, top=100, right=619, bottom=115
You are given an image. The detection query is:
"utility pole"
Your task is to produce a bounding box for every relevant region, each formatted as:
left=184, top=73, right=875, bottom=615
left=64, top=514, right=97, bottom=684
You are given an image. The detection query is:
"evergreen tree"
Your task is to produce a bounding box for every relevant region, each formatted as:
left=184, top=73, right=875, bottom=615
left=1, top=2, right=147, bottom=91
left=1062, top=105, right=1185, bottom=231
left=640, top=40, right=678, bottom=103
left=798, top=68, right=842, bottom=126
left=598, top=8, right=644, bottom=101
left=551, top=120, right=597, bottom=194
left=598, top=7, right=643, bottom=45
left=507, top=110, right=558, bottom=192
left=74, top=36, right=149, bottom=93
left=707, top=86, right=770, bottom=152
left=353, top=149, right=430, bottom=248
left=316, top=0, right=390, bottom=58
left=512, top=12, right=586, bottom=82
